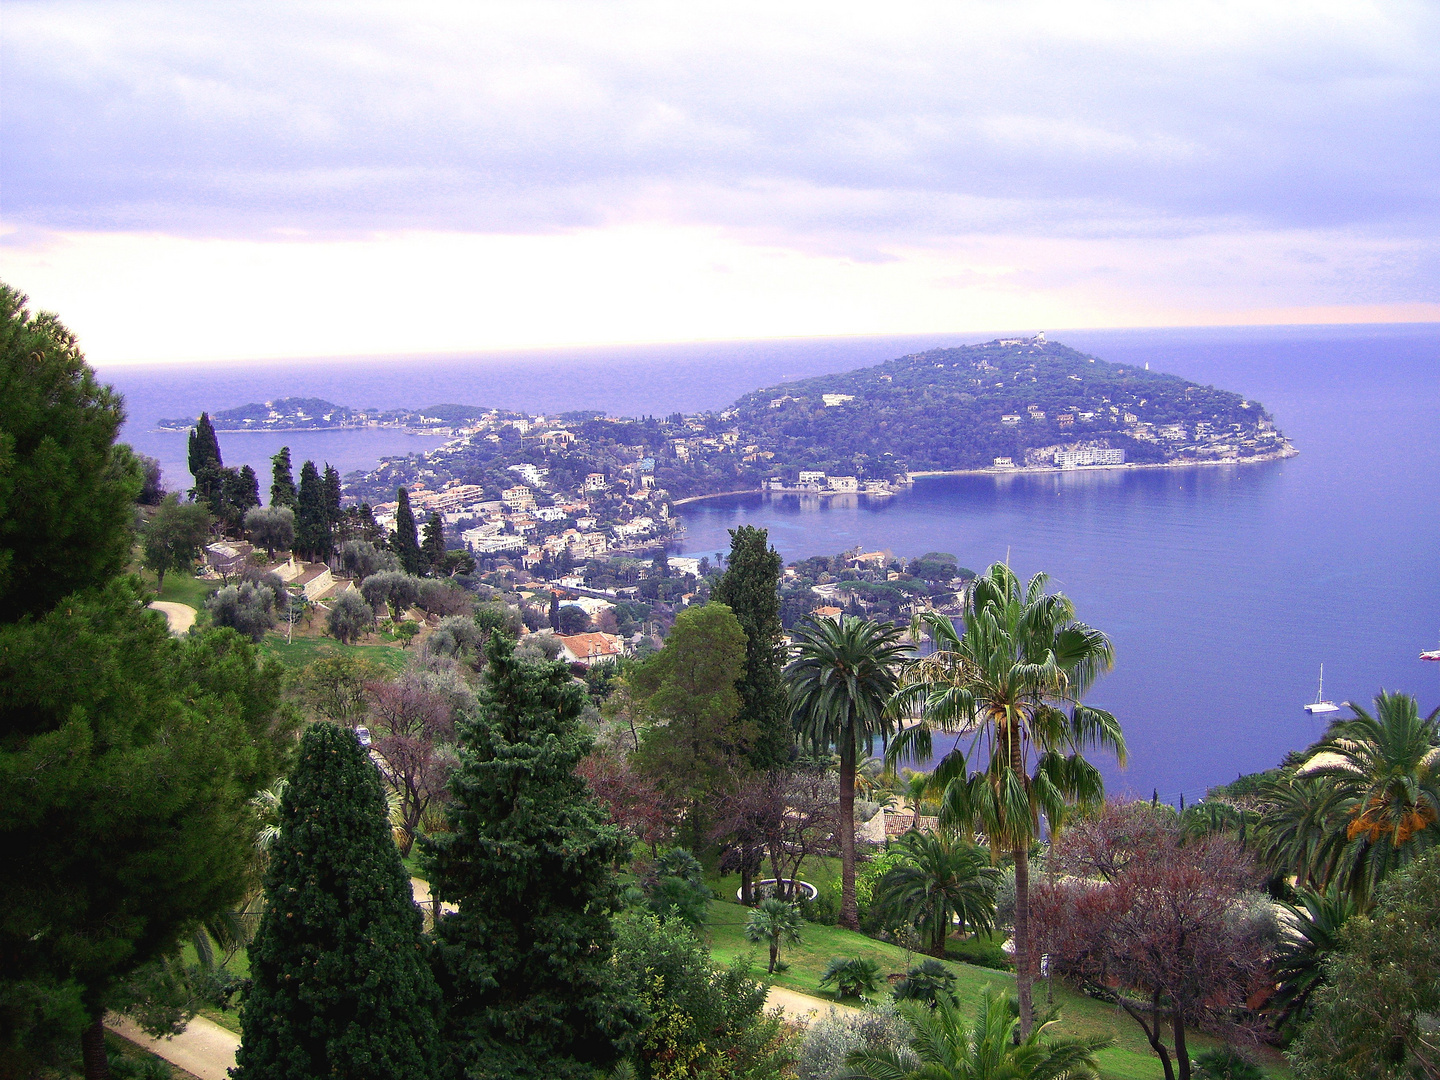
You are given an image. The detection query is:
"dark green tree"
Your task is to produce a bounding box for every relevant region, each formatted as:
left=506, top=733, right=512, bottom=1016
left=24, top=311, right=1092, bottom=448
left=390, top=488, right=423, bottom=575
left=220, top=465, right=261, bottom=533
left=294, top=460, right=332, bottom=561
left=234, top=723, right=442, bottom=1080
left=187, top=413, right=224, bottom=512
left=1288, top=848, right=1440, bottom=1079
left=323, top=463, right=343, bottom=525
left=270, top=447, right=297, bottom=509
left=423, top=634, right=639, bottom=1079
left=711, top=525, right=790, bottom=769
left=421, top=511, right=446, bottom=574
left=0, top=283, right=141, bottom=623
left=632, top=603, right=750, bottom=851
left=0, top=584, right=293, bottom=1080
left=141, top=494, right=212, bottom=592
left=549, top=590, right=561, bottom=630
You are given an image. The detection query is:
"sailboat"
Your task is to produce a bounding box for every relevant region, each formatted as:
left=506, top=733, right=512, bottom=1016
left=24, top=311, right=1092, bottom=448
left=1304, top=664, right=1341, bottom=714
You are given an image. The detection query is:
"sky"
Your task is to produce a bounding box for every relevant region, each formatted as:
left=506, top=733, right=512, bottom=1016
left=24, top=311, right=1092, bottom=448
left=2, top=1, right=1438, bottom=364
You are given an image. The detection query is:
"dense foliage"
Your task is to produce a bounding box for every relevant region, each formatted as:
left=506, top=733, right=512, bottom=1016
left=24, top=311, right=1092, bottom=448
left=234, top=723, right=442, bottom=1080
left=424, top=634, right=639, bottom=1079
left=1287, top=848, right=1440, bottom=1080
left=0, top=284, right=141, bottom=621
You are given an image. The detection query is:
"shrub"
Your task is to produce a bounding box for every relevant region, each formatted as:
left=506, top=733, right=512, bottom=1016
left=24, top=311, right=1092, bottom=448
left=818, top=956, right=882, bottom=1000
left=892, top=958, right=957, bottom=1007
left=394, top=621, right=419, bottom=647
left=205, top=582, right=275, bottom=642
left=326, top=590, right=373, bottom=644
left=1193, top=1047, right=1265, bottom=1079
left=473, top=602, right=522, bottom=642
left=945, top=935, right=1012, bottom=971
left=613, top=910, right=796, bottom=1080
left=632, top=847, right=715, bottom=928
left=797, top=1002, right=908, bottom=1080
left=800, top=886, right=840, bottom=926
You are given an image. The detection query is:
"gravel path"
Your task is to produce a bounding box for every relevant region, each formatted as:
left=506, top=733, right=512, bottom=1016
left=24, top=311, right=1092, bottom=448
left=107, top=1014, right=235, bottom=1080
left=148, top=600, right=197, bottom=634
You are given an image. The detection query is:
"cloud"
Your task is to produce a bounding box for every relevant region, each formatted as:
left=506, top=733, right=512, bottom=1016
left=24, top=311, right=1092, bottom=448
left=3, top=1, right=1437, bottom=244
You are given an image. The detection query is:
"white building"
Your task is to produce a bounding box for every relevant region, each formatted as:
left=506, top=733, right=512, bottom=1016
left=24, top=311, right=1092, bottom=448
left=1053, top=448, right=1125, bottom=468
left=827, top=476, right=859, bottom=492
left=822, top=393, right=855, bottom=407
left=797, top=470, right=827, bottom=485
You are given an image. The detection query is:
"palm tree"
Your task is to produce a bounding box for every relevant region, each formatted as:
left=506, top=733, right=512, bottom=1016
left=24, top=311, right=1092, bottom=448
left=1296, top=690, right=1440, bottom=902
left=1257, top=775, right=1351, bottom=889
left=845, top=987, right=1111, bottom=1080
left=876, top=830, right=1000, bottom=958
left=1271, top=884, right=1360, bottom=1038
left=744, top=897, right=804, bottom=973
left=787, top=614, right=910, bottom=929
left=887, top=564, right=1125, bottom=1034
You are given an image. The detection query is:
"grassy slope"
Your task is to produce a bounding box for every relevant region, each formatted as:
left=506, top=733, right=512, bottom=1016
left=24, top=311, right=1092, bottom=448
left=257, top=632, right=410, bottom=674
left=705, top=896, right=1290, bottom=1080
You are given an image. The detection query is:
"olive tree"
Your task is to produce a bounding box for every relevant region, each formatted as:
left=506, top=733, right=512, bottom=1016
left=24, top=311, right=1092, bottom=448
left=327, top=590, right=374, bottom=645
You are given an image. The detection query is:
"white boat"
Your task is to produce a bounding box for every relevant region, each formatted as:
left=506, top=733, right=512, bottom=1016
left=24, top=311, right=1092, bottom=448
left=1304, top=664, right=1341, bottom=714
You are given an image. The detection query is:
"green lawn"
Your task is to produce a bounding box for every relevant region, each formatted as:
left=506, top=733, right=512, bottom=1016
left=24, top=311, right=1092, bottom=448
left=149, top=570, right=217, bottom=610
left=257, top=632, right=410, bottom=674
left=705, top=896, right=1290, bottom=1080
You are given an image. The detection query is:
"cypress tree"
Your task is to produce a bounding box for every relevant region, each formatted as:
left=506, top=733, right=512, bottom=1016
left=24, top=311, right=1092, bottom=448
left=188, top=413, right=225, bottom=512
left=711, top=525, right=791, bottom=768
left=421, top=512, right=445, bottom=574
left=390, top=488, right=423, bottom=575
left=549, top=591, right=560, bottom=630
left=323, top=463, right=343, bottom=524
left=270, top=447, right=298, bottom=509
left=295, top=460, right=332, bottom=562
left=424, top=635, right=639, bottom=1079
left=235, top=722, right=441, bottom=1080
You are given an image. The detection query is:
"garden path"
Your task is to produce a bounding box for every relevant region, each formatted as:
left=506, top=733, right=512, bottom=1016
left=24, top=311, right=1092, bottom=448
left=106, top=1013, right=234, bottom=1080
left=148, top=600, right=197, bottom=634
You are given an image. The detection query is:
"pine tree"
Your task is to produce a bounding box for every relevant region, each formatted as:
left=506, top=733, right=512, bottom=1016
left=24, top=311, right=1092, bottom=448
left=187, top=413, right=225, bottom=512
left=235, top=722, right=441, bottom=1080
left=424, top=635, right=639, bottom=1079
left=712, top=525, right=791, bottom=768
left=270, top=447, right=298, bottom=509
left=0, top=283, right=141, bottom=622
left=295, top=460, right=333, bottom=562
left=421, top=512, right=445, bottom=574
left=390, top=488, right=423, bottom=575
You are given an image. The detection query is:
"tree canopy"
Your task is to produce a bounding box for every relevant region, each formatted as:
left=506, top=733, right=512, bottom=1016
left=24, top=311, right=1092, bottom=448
left=0, top=283, right=141, bottom=622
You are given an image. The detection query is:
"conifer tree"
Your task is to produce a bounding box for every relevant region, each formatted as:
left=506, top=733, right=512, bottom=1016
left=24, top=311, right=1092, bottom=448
left=235, top=722, right=441, bottom=1080
left=424, top=635, right=639, bottom=1079
left=187, top=413, right=225, bottom=512
left=295, top=460, right=333, bottom=561
left=0, top=284, right=140, bottom=622
left=421, top=512, right=446, bottom=574
left=323, top=463, right=343, bottom=524
left=270, top=446, right=298, bottom=508
left=712, top=525, right=791, bottom=769
left=390, top=488, right=423, bottom=575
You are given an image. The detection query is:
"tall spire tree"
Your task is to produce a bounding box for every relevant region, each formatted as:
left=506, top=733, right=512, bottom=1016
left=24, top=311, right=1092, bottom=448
left=421, top=512, right=446, bottom=574
left=235, top=722, right=441, bottom=1080
left=269, top=446, right=297, bottom=509
left=323, top=463, right=343, bottom=524
left=187, top=413, right=225, bottom=512
left=712, top=525, right=791, bottom=769
left=423, top=635, right=639, bottom=1078
left=294, top=460, right=332, bottom=562
left=390, top=487, right=423, bottom=575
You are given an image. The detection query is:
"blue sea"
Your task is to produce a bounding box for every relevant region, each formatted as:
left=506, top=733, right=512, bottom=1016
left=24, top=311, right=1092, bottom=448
left=98, top=324, right=1440, bottom=802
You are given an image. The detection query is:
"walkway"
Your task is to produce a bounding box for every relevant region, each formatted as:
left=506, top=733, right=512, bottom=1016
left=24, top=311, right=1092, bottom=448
left=107, top=1014, right=234, bottom=1080
left=765, top=985, right=857, bottom=1021
left=148, top=600, right=197, bottom=634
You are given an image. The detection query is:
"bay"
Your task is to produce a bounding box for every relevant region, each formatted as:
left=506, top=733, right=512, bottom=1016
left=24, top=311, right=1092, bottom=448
left=97, top=323, right=1440, bottom=799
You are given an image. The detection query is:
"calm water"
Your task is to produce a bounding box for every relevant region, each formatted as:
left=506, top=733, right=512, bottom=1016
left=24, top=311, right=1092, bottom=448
left=98, top=324, right=1440, bottom=799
